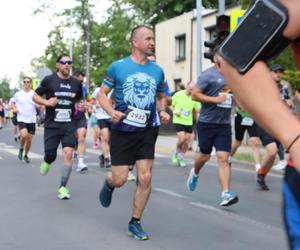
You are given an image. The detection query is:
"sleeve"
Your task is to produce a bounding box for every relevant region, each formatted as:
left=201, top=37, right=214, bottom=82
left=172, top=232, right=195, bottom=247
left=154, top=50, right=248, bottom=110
left=91, top=88, right=99, bottom=99
left=35, top=76, right=48, bottom=96
left=196, top=73, right=209, bottom=91
left=194, top=101, right=201, bottom=110
left=157, top=71, right=165, bottom=93
left=102, top=63, right=116, bottom=88
left=76, top=85, right=83, bottom=101
left=164, top=80, right=172, bottom=97
left=172, top=92, right=178, bottom=107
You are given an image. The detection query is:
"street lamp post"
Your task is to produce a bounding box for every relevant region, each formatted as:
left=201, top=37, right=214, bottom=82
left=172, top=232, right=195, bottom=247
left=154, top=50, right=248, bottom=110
left=196, top=0, right=202, bottom=78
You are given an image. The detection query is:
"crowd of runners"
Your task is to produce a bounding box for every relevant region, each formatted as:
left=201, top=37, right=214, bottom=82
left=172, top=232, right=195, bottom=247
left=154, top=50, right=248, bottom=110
left=1, top=0, right=300, bottom=248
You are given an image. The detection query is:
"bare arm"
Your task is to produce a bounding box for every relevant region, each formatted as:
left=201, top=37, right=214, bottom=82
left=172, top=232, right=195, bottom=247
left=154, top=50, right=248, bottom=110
left=97, top=84, right=125, bottom=123
left=191, top=87, right=226, bottom=103
left=32, top=93, right=57, bottom=107
left=157, top=92, right=170, bottom=124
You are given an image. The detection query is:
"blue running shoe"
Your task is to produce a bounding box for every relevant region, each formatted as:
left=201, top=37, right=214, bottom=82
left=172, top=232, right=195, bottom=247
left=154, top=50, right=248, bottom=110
left=99, top=180, right=114, bottom=207
left=187, top=168, right=198, bottom=191
left=128, top=220, right=149, bottom=240
left=220, top=191, right=239, bottom=207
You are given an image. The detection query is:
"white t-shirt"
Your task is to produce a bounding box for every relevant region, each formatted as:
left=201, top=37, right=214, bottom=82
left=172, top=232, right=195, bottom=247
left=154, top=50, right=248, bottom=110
left=13, top=89, right=37, bottom=123
left=92, top=87, right=111, bottom=120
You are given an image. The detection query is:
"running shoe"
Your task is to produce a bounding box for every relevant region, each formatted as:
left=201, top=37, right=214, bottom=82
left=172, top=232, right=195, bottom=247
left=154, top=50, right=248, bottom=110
left=76, top=162, right=88, bottom=173
left=73, top=151, right=78, bottom=159
left=257, top=173, right=269, bottom=190
left=178, top=159, right=186, bottom=168
left=128, top=171, right=136, bottom=181
left=23, top=155, right=30, bottom=163
left=186, top=168, right=198, bottom=192
left=273, top=160, right=287, bottom=170
left=99, top=180, right=114, bottom=207
left=57, top=186, right=70, bottom=200
left=220, top=191, right=239, bottom=207
left=171, top=153, right=178, bottom=164
left=18, top=148, right=23, bottom=160
left=128, top=220, right=149, bottom=240
left=40, top=162, right=50, bottom=176
left=99, top=154, right=105, bottom=168
left=104, top=159, right=111, bottom=169
left=14, top=136, right=18, bottom=143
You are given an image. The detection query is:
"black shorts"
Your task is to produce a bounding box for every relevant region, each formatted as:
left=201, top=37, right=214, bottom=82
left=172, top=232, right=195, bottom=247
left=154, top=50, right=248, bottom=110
left=234, top=113, right=259, bottom=141
left=110, top=126, right=158, bottom=165
left=12, top=113, right=18, bottom=126
left=174, top=124, right=193, bottom=134
left=257, top=125, right=276, bottom=146
left=197, top=122, right=232, bottom=154
left=44, top=124, right=77, bottom=153
left=0, top=110, right=4, bottom=118
left=18, top=122, right=36, bottom=135
left=97, top=119, right=111, bottom=130
left=75, top=116, right=87, bottom=129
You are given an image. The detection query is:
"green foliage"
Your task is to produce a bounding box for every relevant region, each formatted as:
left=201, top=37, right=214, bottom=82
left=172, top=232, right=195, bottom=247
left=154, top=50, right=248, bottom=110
left=0, top=77, right=12, bottom=100
left=270, top=46, right=299, bottom=92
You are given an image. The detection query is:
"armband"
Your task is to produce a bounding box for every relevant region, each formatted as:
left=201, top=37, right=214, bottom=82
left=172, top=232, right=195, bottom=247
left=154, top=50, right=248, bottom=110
left=218, top=0, right=290, bottom=74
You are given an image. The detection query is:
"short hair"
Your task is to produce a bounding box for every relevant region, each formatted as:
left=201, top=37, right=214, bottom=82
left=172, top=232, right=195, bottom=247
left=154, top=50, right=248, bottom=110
left=74, top=71, right=85, bottom=77
left=130, top=25, right=152, bottom=43
left=56, top=53, right=70, bottom=63
left=23, top=76, right=32, bottom=82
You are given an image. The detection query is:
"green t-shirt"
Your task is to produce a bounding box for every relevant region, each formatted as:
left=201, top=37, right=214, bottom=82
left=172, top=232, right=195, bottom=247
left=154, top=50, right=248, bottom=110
left=236, top=106, right=251, bottom=118
left=172, top=90, right=201, bottom=126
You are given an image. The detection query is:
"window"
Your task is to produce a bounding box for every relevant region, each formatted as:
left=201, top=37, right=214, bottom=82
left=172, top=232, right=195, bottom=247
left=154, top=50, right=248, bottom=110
left=175, top=34, right=186, bottom=61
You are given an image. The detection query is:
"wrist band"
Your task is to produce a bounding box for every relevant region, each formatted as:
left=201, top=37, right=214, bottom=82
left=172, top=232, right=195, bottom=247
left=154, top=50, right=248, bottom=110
left=286, top=134, right=300, bottom=153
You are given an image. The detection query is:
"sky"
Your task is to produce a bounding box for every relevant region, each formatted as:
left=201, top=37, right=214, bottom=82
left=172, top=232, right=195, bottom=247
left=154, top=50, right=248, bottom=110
left=0, top=0, right=110, bottom=88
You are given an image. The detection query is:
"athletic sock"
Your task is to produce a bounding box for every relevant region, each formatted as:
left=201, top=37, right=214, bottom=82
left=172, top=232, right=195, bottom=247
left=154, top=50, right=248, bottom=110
left=130, top=217, right=140, bottom=223
left=61, top=165, right=72, bottom=187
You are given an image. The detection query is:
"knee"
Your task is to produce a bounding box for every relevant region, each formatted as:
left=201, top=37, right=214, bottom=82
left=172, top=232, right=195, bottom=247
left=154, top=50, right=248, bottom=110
left=137, top=172, right=152, bottom=186
left=112, top=175, right=127, bottom=188
left=44, top=152, right=57, bottom=164
left=217, top=154, right=229, bottom=165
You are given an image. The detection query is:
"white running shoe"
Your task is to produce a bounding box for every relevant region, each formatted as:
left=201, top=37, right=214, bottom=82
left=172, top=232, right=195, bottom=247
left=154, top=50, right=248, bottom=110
left=76, top=162, right=88, bottom=173
left=273, top=160, right=287, bottom=170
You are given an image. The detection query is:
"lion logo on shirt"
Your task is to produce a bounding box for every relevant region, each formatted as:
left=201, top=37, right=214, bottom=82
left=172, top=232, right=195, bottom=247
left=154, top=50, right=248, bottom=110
left=123, top=72, right=156, bottom=109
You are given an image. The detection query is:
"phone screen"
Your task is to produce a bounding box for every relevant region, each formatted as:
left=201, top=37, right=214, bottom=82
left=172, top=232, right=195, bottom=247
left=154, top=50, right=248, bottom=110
left=219, top=0, right=287, bottom=73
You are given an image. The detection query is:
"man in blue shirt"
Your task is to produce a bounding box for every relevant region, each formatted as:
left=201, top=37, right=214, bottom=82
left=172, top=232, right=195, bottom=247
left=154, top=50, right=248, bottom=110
left=98, top=25, right=170, bottom=240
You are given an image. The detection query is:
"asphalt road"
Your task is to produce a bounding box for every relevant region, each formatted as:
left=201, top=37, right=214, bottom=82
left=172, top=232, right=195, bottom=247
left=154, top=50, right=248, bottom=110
left=0, top=126, right=288, bottom=250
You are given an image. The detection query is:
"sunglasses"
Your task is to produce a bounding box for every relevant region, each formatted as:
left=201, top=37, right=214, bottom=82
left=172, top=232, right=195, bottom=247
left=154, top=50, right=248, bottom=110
left=23, top=81, right=31, bottom=83
left=59, top=60, right=72, bottom=65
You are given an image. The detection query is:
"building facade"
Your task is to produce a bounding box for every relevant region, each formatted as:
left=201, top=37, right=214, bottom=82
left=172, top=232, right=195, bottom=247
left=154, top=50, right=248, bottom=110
left=155, top=6, right=241, bottom=92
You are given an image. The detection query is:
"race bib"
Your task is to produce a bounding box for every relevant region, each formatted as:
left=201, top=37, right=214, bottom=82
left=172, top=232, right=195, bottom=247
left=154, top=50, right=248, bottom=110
left=54, top=108, right=72, bottom=122
left=241, top=117, right=254, bottom=126
left=123, top=105, right=150, bottom=128
left=181, top=108, right=190, bottom=117
left=217, top=93, right=232, bottom=109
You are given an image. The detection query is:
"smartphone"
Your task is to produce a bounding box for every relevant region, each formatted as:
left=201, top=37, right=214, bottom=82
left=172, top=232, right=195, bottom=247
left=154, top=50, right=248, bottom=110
left=218, top=0, right=288, bottom=74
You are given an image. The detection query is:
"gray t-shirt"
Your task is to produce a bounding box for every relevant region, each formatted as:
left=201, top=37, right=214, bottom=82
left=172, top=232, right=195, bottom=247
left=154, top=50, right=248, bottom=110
left=196, top=66, right=232, bottom=124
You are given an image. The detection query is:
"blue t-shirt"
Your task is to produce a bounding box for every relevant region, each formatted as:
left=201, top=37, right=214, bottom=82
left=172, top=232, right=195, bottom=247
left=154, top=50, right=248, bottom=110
left=196, top=66, right=232, bottom=124
left=103, top=56, right=165, bottom=132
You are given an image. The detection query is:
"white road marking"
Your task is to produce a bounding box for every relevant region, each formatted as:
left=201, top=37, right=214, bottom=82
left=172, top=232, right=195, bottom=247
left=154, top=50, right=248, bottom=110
left=189, top=201, right=283, bottom=233
left=153, top=187, right=189, bottom=199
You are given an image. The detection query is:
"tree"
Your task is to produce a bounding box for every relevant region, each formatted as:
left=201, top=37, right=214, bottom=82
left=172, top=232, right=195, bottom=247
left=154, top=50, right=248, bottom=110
left=0, top=77, right=12, bottom=100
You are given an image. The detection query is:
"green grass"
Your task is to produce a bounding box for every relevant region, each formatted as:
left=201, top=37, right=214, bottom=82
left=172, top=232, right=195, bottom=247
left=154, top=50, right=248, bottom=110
left=234, top=152, right=255, bottom=163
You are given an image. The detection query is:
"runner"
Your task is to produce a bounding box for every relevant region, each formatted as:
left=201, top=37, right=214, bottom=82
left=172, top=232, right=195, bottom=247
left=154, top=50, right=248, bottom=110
left=98, top=25, right=170, bottom=240
left=231, top=105, right=261, bottom=171
left=215, top=1, right=300, bottom=247
left=186, top=52, right=239, bottom=207
left=11, top=77, right=37, bottom=163
left=91, top=86, right=112, bottom=168
left=73, top=71, right=89, bottom=172
left=0, top=98, right=4, bottom=129
left=32, top=53, right=82, bottom=200
left=170, top=81, right=200, bottom=167
left=9, top=97, right=19, bottom=142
